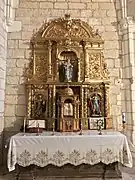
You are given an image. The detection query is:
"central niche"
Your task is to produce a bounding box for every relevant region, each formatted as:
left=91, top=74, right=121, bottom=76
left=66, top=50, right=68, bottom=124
left=58, top=51, right=78, bottom=82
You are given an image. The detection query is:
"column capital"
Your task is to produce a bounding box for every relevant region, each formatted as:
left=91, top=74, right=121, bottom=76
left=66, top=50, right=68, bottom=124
left=119, top=17, right=135, bottom=33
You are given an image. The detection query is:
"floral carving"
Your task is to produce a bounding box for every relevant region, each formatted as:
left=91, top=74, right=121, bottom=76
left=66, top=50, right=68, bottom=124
left=45, top=25, right=89, bottom=39
left=88, top=53, right=109, bottom=80
left=89, top=54, right=101, bottom=79
left=34, top=55, right=48, bottom=82
left=42, top=15, right=94, bottom=40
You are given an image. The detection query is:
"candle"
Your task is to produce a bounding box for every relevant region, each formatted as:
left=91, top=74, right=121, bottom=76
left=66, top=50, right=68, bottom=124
left=53, top=122, right=55, bottom=132
left=79, top=123, right=83, bottom=135
left=122, top=112, right=126, bottom=123
left=51, top=122, right=55, bottom=136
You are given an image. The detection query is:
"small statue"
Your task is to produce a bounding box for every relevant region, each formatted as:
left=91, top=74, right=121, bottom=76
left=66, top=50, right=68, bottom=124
left=34, top=95, right=46, bottom=118
left=64, top=58, right=73, bottom=82
left=91, top=94, right=101, bottom=116
left=64, top=103, right=73, bottom=116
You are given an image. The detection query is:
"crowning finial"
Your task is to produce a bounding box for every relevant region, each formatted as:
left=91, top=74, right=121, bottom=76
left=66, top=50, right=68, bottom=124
left=64, top=14, right=71, bottom=20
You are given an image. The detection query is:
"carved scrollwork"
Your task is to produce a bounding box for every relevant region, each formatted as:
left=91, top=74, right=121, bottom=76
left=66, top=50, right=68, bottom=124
left=88, top=84, right=105, bottom=92
left=45, top=23, right=89, bottom=39
left=58, top=39, right=80, bottom=47
left=89, top=54, right=101, bottom=79
left=27, top=54, right=48, bottom=83
left=88, top=53, right=109, bottom=80
left=40, top=14, right=102, bottom=42
left=35, top=55, right=48, bottom=80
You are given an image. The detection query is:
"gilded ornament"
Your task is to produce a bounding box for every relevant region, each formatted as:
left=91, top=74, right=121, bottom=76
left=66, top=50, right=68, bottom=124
left=26, top=14, right=111, bottom=131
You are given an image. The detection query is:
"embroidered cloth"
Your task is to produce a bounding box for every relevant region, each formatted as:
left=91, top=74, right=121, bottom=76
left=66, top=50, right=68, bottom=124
left=7, top=131, right=133, bottom=171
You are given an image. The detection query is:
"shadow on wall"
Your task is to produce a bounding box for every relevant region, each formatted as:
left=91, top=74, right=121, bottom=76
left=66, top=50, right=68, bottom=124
left=2, top=39, right=35, bottom=166
left=4, top=77, right=27, bottom=133
left=3, top=24, right=42, bottom=135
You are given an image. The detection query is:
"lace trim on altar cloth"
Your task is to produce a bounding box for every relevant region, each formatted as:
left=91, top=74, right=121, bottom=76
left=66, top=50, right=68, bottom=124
left=13, top=148, right=130, bottom=168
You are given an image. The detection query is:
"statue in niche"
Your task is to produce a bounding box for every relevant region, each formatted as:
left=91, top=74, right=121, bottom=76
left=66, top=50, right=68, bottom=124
left=91, top=94, right=101, bottom=116
left=87, top=94, right=101, bottom=117
left=34, top=94, right=46, bottom=119
left=65, top=121, right=72, bottom=131
left=64, top=103, right=73, bottom=116
left=64, top=58, right=73, bottom=82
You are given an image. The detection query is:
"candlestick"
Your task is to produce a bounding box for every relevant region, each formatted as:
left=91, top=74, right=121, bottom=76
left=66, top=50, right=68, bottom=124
left=79, top=123, right=83, bottom=135
left=98, top=125, right=102, bottom=135
left=51, top=122, right=55, bottom=136
left=37, top=122, right=39, bottom=135
left=23, top=117, right=26, bottom=133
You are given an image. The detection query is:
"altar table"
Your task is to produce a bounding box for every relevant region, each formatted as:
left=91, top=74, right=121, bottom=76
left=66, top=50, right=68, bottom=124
left=7, top=131, right=133, bottom=173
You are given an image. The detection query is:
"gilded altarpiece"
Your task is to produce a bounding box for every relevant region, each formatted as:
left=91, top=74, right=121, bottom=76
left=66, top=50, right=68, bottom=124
left=26, top=14, right=112, bottom=132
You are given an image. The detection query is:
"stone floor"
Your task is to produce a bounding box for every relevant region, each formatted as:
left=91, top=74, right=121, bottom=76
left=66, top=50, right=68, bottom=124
left=0, top=166, right=134, bottom=180
left=121, top=166, right=135, bottom=180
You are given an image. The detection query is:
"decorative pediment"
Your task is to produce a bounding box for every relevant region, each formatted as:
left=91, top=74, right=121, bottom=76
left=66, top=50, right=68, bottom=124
left=32, top=14, right=103, bottom=43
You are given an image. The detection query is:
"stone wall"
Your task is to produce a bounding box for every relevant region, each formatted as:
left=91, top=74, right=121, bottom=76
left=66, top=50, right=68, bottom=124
left=0, top=0, right=7, bottom=163
left=5, top=0, right=122, bottom=134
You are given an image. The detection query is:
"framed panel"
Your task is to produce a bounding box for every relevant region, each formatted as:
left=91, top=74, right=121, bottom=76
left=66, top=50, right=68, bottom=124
left=89, top=117, right=105, bottom=130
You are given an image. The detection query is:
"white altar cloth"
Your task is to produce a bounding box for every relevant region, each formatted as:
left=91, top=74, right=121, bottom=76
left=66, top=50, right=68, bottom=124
left=7, top=131, right=133, bottom=172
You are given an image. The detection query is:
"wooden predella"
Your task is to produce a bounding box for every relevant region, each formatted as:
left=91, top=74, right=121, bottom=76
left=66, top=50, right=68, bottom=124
left=25, top=14, right=111, bottom=132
